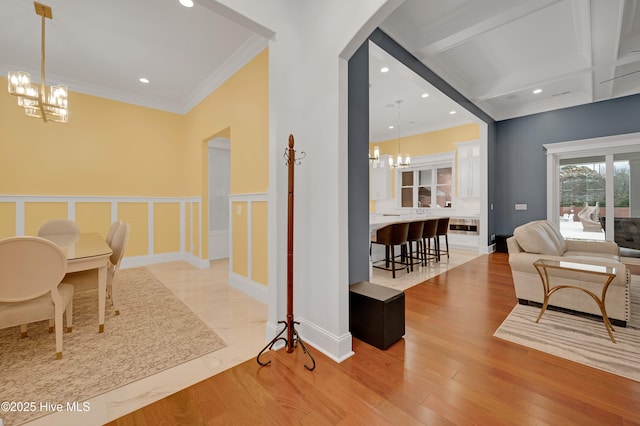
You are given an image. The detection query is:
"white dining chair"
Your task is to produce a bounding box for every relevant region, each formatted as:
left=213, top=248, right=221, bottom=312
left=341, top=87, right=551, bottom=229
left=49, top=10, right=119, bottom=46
left=105, top=220, right=123, bottom=247
left=64, top=222, right=131, bottom=315
left=37, top=219, right=80, bottom=236
left=107, top=222, right=130, bottom=315
left=0, top=236, right=74, bottom=360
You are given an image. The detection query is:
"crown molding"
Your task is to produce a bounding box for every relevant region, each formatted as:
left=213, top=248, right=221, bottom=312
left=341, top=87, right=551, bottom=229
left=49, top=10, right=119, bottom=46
left=179, top=34, right=268, bottom=114
left=1, top=34, right=268, bottom=115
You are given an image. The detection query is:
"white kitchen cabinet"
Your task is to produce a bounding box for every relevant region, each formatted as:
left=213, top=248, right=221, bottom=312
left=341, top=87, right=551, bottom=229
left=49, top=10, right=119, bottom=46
left=369, top=156, right=391, bottom=200
left=457, top=142, right=480, bottom=197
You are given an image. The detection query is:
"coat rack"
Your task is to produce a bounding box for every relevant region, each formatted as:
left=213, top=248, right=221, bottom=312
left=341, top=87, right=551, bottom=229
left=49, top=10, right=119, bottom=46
left=256, top=134, right=316, bottom=371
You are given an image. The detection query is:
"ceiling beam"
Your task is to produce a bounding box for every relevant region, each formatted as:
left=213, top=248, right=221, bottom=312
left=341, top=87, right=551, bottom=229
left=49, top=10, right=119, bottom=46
left=417, top=0, right=562, bottom=56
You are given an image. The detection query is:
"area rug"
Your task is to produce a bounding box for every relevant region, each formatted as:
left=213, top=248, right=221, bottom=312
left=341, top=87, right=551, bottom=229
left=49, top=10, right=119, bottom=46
left=0, top=267, right=226, bottom=425
left=494, top=275, right=640, bottom=382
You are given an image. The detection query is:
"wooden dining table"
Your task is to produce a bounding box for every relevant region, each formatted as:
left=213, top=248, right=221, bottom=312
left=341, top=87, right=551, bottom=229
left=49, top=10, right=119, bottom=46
left=41, top=232, right=113, bottom=333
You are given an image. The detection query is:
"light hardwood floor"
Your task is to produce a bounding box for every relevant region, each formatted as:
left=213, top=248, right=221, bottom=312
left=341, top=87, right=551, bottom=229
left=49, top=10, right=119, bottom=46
left=108, top=253, right=640, bottom=425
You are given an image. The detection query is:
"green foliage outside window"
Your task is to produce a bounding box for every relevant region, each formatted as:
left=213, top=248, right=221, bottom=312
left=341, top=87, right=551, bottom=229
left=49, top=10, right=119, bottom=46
left=559, top=164, right=629, bottom=208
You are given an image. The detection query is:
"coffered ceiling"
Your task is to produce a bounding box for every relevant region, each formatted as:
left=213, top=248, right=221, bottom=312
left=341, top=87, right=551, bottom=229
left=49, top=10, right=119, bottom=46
left=380, top=0, right=640, bottom=121
left=1, top=0, right=638, bottom=129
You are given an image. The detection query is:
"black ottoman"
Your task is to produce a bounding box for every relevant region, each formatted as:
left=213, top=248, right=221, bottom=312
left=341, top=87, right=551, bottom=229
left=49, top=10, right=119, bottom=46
left=349, top=281, right=405, bottom=349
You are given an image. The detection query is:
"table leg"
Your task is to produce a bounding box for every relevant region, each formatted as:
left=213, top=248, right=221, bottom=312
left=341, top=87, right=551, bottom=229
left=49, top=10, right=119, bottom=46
left=98, top=264, right=107, bottom=333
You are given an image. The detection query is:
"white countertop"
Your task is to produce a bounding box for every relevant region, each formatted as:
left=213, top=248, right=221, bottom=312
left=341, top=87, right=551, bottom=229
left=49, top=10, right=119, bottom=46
left=369, top=214, right=443, bottom=234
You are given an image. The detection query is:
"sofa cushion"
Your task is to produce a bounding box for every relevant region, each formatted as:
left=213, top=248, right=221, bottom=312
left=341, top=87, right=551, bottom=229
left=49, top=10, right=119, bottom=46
left=513, top=220, right=567, bottom=256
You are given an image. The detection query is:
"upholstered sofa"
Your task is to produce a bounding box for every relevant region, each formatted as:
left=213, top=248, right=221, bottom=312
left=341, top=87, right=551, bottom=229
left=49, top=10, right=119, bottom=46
left=507, top=220, right=631, bottom=326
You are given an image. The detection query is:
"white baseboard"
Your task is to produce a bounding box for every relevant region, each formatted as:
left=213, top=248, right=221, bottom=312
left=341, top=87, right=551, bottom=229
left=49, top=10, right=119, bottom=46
left=121, top=252, right=210, bottom=270
left=228, top=272, right=268, bottom=304
left=261, top=318, right=354, bottom=363
left=297, top=318, right=354, bottom=363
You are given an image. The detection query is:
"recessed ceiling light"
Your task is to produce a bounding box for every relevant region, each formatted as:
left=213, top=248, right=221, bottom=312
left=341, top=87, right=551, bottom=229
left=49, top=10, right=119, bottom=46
left=139, top=78, right=149, bottom=84
left=421, top=93, right=429, bottom=98
left=380, top=67, right=389, bottom=73
left=388, top=125, right=395, bottom=129
left=179, top=0, right=194, bottom=7
left=533, top=88, right=542, bottom=94
left=449, top=110, right=456, bottom=115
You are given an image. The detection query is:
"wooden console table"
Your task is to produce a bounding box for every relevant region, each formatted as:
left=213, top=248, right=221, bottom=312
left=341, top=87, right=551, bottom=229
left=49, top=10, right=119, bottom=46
left=533, top=259, right=618, bottom=343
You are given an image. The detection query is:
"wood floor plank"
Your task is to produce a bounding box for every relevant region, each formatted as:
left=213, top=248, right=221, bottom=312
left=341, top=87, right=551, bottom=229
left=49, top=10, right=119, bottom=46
left=108, top=253, right=640, bottom=425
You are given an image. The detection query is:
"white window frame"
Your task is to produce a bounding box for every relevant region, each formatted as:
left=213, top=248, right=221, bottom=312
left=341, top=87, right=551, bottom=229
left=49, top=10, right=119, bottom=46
left=544, top=132, right=640, bottom=240
left=395, top=151, right=455, bottom=209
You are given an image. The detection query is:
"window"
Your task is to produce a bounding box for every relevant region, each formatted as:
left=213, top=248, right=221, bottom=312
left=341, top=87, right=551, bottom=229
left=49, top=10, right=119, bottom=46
left=400, top=165, right=453, bottom=208
left=545, top=133, right=640, bottom=248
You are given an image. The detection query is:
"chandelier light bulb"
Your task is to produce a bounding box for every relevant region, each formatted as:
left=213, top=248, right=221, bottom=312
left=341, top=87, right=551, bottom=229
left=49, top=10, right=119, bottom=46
left=6, top=3, right=68, bottom=123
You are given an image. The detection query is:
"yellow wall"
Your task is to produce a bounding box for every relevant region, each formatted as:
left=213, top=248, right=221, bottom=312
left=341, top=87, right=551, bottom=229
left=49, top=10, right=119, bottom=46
left=117, top=203, right=148, bottom=256
left=154, top=203, right=181, bottom=253
left=24, top=202, right=68, bottom=236
left=75, top=202, right=112, bottom=238
left=0, top=80, right=187, bottom=197
left=187, top=49, right=269, bottom=279
left=369, top=123, right=480, bottom=210
left=0, top=49, right=269, bottom=285
left=252, top=201, right=268, bottom=285
left=185, top=203, right=192, bottom=255
left=186, top=50, right=269, bottom=195
left=372, top=123, right=480, bottom=157
left=232, top=202, right=248, bottom=276
left=0, top=203, right=16, bottom=238
left=191, top=202, right=200, bottom=257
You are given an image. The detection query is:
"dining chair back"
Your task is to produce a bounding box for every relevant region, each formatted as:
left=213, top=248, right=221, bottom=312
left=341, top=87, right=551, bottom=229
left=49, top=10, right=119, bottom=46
left=37, top=219, right=80, bottom=236
left=105, top=220, right=123, bottom=247
left=108, top=222, right=130, bottom=315
left=63, top=222, right=131, bottom=316
left=0, top=236, right=74, bottom=359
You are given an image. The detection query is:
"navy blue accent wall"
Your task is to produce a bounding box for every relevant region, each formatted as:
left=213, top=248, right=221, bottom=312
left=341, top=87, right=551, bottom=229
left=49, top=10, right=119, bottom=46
left=369, top=29, right=497, bottom=245
left=348, top=40, right=371, bottom=284
left=494, top=93, right=640, bottom=235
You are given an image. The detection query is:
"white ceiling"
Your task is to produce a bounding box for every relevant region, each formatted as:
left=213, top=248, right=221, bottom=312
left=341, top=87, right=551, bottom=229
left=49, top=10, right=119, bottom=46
left=380, top=0, right=640, bottom=121
left=2, top=0, right=639, bottom=133
left=0, top=0, right=267, bottom=114
left=369, top=41, right=478, bottom=142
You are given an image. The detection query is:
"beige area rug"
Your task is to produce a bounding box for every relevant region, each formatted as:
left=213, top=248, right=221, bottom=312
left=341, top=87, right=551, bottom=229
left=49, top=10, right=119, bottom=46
left=494, top=275, right=640, bottom=382
left=0, top=268, right=226, bottom=426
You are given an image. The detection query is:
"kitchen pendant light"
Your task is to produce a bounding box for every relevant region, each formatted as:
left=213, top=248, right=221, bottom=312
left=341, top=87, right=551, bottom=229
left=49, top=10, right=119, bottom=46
left=389, top=100, right=410, bottom=168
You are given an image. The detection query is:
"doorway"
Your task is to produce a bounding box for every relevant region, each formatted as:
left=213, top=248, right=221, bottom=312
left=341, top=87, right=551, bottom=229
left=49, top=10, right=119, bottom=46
left=208, top=137, right=230, bottom=260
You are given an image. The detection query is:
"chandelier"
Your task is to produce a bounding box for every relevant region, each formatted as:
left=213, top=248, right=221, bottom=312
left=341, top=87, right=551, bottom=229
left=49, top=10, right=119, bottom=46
left=369, top=145, right=381, bottom=167
left=7, top=2, right=68, bottom=123
left=389, top=100, right=410, bottom=168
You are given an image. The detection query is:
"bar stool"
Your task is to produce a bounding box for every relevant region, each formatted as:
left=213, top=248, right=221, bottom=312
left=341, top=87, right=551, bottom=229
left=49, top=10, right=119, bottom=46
left=421, top=218, right=439, bottom=265
left=371, top=222, right=410, bottom=279
left=404, top=220, right=424, bottom=272
left=435, top=217, right=450, bottom=261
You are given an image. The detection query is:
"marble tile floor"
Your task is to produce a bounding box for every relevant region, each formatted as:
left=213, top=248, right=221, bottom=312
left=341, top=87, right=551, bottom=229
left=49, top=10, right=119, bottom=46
left=24, top=250, right=480, bottom=425
left=25, top=259, right=268, bottom=426
left=370, top=247, right=482, bottom=291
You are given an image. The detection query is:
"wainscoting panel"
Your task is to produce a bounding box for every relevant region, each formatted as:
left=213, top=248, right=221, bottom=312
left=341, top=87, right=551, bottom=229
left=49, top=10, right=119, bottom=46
left=0, top=195, right=203, bottom=269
